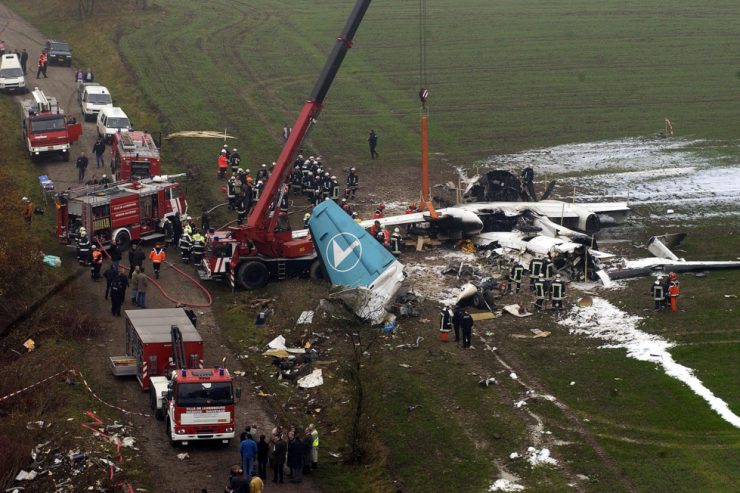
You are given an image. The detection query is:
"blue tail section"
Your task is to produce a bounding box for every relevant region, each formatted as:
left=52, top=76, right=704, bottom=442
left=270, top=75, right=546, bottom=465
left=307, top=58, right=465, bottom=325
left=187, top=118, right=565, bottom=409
left=308, top=200, right=398, bottom=288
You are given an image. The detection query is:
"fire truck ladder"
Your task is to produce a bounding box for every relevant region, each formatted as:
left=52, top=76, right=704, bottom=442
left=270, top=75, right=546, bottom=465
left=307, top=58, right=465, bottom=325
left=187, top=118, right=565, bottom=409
left=170, top=324, right=187, bottom=370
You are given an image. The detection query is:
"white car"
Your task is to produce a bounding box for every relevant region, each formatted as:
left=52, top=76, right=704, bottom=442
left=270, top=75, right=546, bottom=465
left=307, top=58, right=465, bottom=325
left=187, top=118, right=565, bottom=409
left=0, top=54, right=27, bottom=93
left=97, top=106, right=131, bottom=142
left=79, top=83, right=112, bottom=121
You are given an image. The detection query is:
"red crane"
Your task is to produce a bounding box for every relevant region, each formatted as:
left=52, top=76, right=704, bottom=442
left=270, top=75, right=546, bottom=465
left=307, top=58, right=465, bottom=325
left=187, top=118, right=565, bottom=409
left=205, top=0, right=372, bottom=289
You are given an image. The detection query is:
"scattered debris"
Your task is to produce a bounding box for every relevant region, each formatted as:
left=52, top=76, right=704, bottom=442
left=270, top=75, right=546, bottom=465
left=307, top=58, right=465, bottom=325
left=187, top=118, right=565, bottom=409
left=176, top=452, right=189, bottom=460
left=479, top=377, right=497, bottom=387
left=514, top=400, right=527, bottom=408
left=15, top=470, right=38, bottom=481
left=724, top=294, right=737, bottom=299
left=526, top=447, right=558, bottom=466
left=509, top=372, right=518, bottom=380
left=531, top=329, right=551, bottom=338
left=509, top=452, right=520, bottom=460
left=576, top=296, right=593, bottom=308
left=296, top=369, right=324, bottom=389
left=471, top=312, right=497, bottom=321
left=23, top=339, right=36, bottom=352
left=399, top=363, right=412, bottom=369
left=503, top=305, right=532, bottom=318
left=396, top=336, right=424, bottom=350
left=26, top=421, right=45, bottom=430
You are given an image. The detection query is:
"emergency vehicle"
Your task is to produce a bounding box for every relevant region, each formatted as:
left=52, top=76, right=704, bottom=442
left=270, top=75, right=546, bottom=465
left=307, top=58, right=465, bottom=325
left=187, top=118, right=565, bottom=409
left=20, top=88, right=82, bottom=161
left=110, top=130, right=161, bottom=181
left=55, top=174, right=187, bottom=250
left=110, top=309, right=239, bottom=446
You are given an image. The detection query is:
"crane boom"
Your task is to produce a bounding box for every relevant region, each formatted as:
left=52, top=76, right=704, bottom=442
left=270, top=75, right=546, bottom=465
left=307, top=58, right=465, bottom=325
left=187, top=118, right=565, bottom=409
left=244, top=0, right=372, bottom=257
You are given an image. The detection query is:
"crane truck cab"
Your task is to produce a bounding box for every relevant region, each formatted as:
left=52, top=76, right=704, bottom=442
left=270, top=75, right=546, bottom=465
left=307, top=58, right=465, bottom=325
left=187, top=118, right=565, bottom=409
left=0, top=54, right=27, bottom=93
left=79, top=83, right=112, bottom=121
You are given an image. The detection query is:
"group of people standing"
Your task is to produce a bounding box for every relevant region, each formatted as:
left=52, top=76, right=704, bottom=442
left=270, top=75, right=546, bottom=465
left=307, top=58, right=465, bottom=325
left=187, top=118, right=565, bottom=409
left=231, top=423, right=318, bottom=491
left=652, top=272, right=681, bottom=312
left=0, top=42, right=29, bottom=74
left=508, top=256, right=567, bottom=311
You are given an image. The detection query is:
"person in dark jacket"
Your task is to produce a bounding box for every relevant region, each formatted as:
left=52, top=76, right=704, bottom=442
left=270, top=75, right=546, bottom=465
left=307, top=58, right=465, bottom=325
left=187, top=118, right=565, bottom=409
left=108, top=240, right=122, bottom=271
left=128, top=243, right=145, bottom=278
left=76, top=152, right=89, bottom=183
left=110, top=271, right=127, bottom=317
left=225, top=464, right=249, bottom=493
left=271, top=433, right=287, bottom=483
left=92, top=138, right=106, bottom=169
left=103, top=264, right=118, bottom=300
left=286, top=431, right=303, bottom=483
left=20, top=49, right=29, bottom=74
left=256, top=434, right=269, bottom=480
left=302, top=430, right=313, bottom=476
left=461, top=310, right=474, bottom=349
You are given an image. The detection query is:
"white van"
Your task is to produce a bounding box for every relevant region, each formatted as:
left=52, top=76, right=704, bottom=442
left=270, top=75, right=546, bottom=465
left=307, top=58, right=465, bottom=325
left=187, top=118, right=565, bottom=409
left=97, top=106, right=131, bottom=142
left=79, top=83, right=112, bottom=121
left=0, top=54, right=26, bottom=93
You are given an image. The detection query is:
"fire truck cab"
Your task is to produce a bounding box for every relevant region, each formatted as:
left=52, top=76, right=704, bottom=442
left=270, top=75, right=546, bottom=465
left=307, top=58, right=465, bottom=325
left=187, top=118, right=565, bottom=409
left=110, top=130, right=161, bottom=181
left=110, top=309, right=238, bottom=446
left=56, top=174, right=187, bottom=250
left=20, top=88, right=82, bottom=161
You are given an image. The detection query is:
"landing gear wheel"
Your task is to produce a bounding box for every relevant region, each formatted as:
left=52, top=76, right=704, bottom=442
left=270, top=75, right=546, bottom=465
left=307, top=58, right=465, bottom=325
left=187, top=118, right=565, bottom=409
left=115, top=230, right=131, bottom=251
left=238, top=261, right=269, bottom=290
left=309, top=259, right=328, bottom=282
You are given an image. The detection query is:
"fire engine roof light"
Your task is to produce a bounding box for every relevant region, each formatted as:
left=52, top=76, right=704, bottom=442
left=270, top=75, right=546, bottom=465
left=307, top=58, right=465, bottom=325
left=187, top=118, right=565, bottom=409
left=219, top=368, right=224, bottom=376
left=181, top=369, right=187, bottom=377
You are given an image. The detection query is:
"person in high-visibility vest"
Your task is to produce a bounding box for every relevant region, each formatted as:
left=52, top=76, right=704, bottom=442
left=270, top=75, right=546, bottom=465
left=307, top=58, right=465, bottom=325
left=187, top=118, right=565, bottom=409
left=90, top=245, right=103, bottom=280
left=508, top=261, right=524, bottom=294
left=534, top=277, right=546, bottom=310
left=308, top=424, right=319, bottom=469
left=389, top=228, right=403, bottom=256
left=149, top=243, right=166, bottom=279
left=550, top=274, right=566, bottom=310
left=179, top=231, right=192, bottom=263
left=651, top=278, right=665, bottom=310
left=217, top=151, right=229, bottom=179
left=191, top=233, right=206, bottom=263
left=529, top=258, right=544, bottom=291
left=668, top=272, right=680, bottom=312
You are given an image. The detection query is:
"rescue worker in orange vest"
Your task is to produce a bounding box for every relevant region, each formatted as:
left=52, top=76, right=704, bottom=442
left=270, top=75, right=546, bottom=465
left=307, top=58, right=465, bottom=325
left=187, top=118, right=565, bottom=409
left=405, top=203, right=417, bottom=215
left=22, top=197, right=33, bottom=225
left=667, top=272, right=680, bottom=312
left=217, top=150, right=229, bottom=179
left=90, top=245, right=103, bottom=280
left=149, top=243, right=166, bottom=279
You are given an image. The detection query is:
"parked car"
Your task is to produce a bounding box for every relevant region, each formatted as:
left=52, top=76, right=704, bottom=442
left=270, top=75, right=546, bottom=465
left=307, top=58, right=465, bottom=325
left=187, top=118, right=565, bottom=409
left=44, top=39, right=72, bottom=66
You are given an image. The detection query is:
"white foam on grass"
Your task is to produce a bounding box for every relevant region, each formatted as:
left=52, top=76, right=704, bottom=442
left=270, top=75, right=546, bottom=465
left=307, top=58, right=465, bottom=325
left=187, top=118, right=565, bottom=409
left=489, top=479, right=525, bottom=492
left=526, top=447, right=558, bottom=467
left=559, top=297, right=740, bottom=428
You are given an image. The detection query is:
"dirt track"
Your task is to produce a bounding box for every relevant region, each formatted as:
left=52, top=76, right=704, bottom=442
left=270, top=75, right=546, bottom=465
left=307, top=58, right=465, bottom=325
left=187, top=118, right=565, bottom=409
left=0, top=4, right=318, bottom=492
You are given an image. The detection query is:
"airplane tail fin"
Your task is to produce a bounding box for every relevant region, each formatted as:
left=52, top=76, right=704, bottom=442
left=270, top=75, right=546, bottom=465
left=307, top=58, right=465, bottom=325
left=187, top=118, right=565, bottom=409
left=308, top=200, right=405, bottom=323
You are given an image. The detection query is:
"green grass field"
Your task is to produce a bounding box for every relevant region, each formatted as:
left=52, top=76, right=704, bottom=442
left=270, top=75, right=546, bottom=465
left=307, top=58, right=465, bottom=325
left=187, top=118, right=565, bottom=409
left=5, top=1, right=740, bottom=491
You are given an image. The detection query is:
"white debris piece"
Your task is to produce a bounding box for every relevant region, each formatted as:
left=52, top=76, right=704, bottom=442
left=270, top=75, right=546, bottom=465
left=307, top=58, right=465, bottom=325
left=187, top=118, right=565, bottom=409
left=559, top=297, right=740, bottom=428
left=176, top=452, right=189, bottom=460
left=297, top=311, right=314, bottom=324
left=514, top=400, right=527, bottom=408
left=509, top=452, right=519, bottom=459
left=15, top=469, right=38, bottom=481
left=489, top=478, right=525, bottom=491
left=297, top=369, right=323, bottom=388
left=267, top=335, right=287, bottom=351
left=526, top=447, right=558, bottom=466
left=509, top=372, right=518, bottom=380
left=121, top=437, right=136, bottom=448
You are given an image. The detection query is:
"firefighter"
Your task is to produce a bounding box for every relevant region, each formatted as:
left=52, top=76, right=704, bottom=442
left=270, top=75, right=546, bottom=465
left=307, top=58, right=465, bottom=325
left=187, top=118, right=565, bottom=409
left=221, top=144, right=231, bottom=158
left=149, top=243, right=166, bottom=279
left=99, top=174, right=112, bottom=185
left=302, top=171, right=313, bottom=196
left=329, top=176, right=339, bottom=201
left=230, top=148, right=241, bottom=174
left=236, top=195, right=248, bottom=225
left=77, top=227, right=91, bottom=265
left=508, top=261, right=524, bottom=294
left=191, top=233, right=206, bottom=263
left=550, top=274, right=566, bottom=310
left=227, top=173, right=237, bottom=209
left=254, top=180, right=264, bottom=201
left=163, top=217, right=174, bottom=250
left=651, top=278, right=665, bottom=310
left=534, top=276, right=546, bottom=310
left=460, top=310, right=473, bottom=349
left=183, top=216, right=193, bottom=236
left=668, top=272, right=680, bottom=312
left=321, top=172, right=332, bottom=200
left=217, top=150, right=229, bottom=179
left=440, top=306, right=453, bottom=341
left=369, top=220, right=381, bottom=237
left=372, top=209, right=383, bottom=220
left=103, top=263, right=117, bottom=299
left=345, top=167, right=359, bottom=199
left=529, top=257, right=544, bottom=291
left=352, top=212, right=362, bottom=224
left=179, top=230, right=192, bottom=263
left=375, top=224, right=390, bottom=248
left=452, top=305, right=463, bottom=344
left=389, top=228, right=403, bottom=256
left=341, top=198, right=352, bottom=216
left=303, top=212, right=311, bottom=228
left=291, top=165, right=303, bottom=194
left=543, top=255, right=555, bottom=291
left=256, top=163, right=269, bottom=182
left=405, top=203, right=417, bottom=215
left=90, top=245, right=103, bottom=280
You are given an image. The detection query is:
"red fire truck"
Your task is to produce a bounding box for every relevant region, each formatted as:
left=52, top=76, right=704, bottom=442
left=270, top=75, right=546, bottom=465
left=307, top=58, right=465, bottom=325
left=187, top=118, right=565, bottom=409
left=110, top=130, right=161, bottom=181
left=20, top=88, right=82, bottom=161
left=110, top=308, right=239, bottom=446
left=56, top=174, right=187, bottom=250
